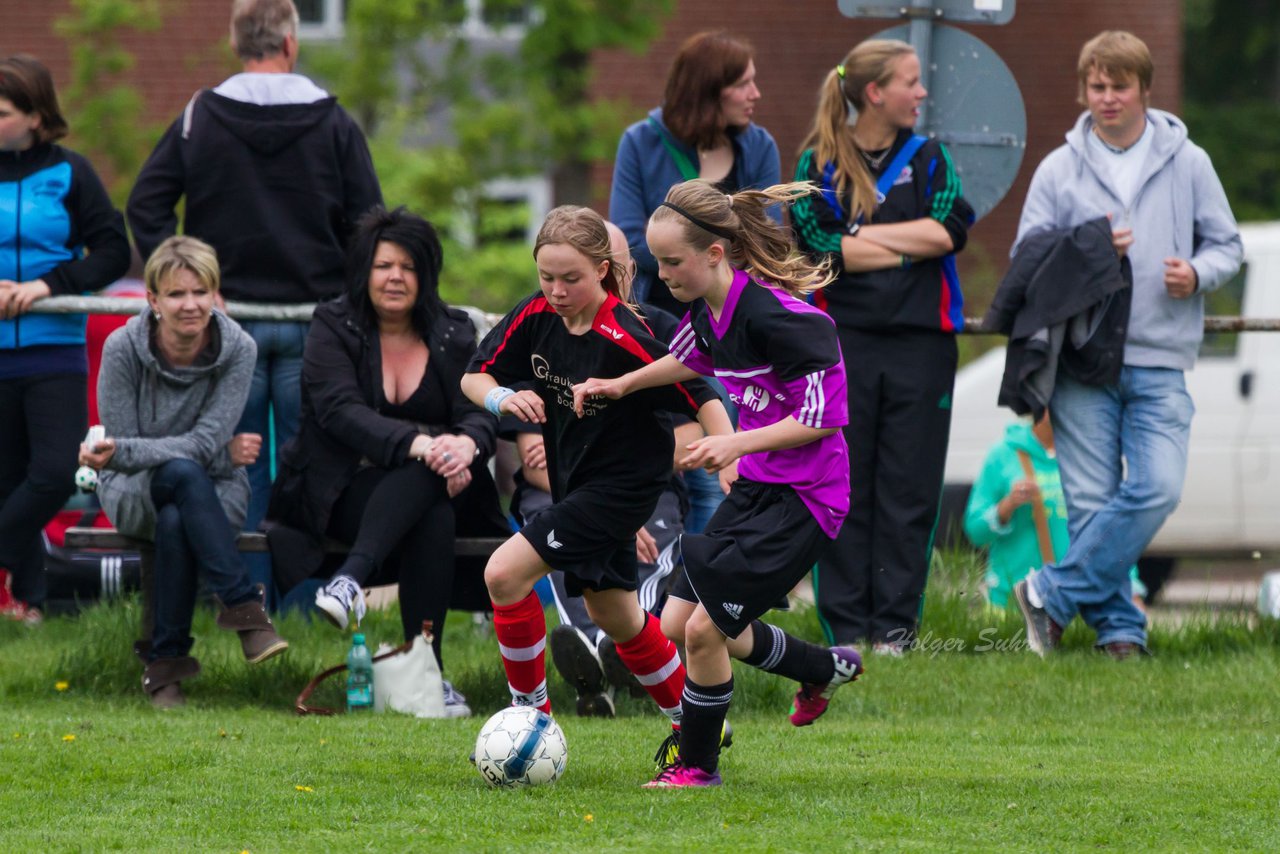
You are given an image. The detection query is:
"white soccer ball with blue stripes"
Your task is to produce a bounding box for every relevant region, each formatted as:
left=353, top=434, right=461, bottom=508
left=474, top=706, right=567, bottom=788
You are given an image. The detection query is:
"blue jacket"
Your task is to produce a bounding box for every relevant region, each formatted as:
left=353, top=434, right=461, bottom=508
left=0, top=143, right=130, bottom=350
left=608, top=108, right=779, bottom=308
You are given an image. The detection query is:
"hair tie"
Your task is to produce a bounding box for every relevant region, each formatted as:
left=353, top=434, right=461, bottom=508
left=725, top=193, right=734, bottom=209
left=836, top=64, right=846, bottom=79
left=659, top=201, right=736, bottom=242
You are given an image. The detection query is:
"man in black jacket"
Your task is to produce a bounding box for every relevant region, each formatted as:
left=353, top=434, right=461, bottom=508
left=127, top=0, right=383, bottom=605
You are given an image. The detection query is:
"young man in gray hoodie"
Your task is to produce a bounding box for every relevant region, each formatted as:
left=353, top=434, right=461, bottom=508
left=1011, top=31, right=1242, bottom=659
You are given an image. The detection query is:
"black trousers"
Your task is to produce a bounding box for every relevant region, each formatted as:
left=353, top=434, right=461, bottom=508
left=0, top=372, right=85, bottom=607
left=328, top=462, right=455, bottom=662
left=816, top=328, right=956, bottom=646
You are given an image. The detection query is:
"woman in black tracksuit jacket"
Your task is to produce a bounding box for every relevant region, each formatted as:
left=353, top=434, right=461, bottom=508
left=790, top=40, right=973, bottom=653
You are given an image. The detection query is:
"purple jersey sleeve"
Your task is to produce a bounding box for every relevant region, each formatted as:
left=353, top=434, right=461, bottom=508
left=766, top=307, right=848, bottom=428
left=668, top=314, right=714, bottom=375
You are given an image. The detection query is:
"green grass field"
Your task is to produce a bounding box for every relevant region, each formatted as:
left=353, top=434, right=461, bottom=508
left=2, top=555, right=1278, bottom=852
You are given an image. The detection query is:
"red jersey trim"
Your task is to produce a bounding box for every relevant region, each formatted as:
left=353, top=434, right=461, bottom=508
left=594, top=296, right=700, bottom=413
left=478, top=295, right=558, bottom=373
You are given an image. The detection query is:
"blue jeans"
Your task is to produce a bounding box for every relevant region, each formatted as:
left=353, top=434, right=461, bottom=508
left=1031, top=367, right=1193, bottom=647
left=236, top=320, right=307, bottom=608
left=684, top=377, right=735, bottom=535
left=150, top=459, right=258, bottom=660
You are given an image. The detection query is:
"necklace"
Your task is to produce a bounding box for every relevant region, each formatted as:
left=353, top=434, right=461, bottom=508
left=860, top=146, right=890, bottom=170
left=1095, top=132, right=1132, bottom=155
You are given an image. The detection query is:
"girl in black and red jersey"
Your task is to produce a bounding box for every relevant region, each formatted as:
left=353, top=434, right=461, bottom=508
left=461, top=206, right=730, bottom=775
left=790, top=40, right=974, bottom=655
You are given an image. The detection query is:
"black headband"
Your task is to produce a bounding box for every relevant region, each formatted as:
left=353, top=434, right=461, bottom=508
left=658, top=201, right=736, bottom=242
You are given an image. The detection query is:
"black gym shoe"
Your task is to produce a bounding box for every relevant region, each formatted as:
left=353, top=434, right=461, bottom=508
left=1014, top=579, right=1062, bottom=657
left=598, top=636, right=646, bottom=698
left=549, top=625, right=615, bottom=717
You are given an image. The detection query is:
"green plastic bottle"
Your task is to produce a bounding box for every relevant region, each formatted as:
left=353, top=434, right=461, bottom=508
left=346, top=633, right=374, bottom=712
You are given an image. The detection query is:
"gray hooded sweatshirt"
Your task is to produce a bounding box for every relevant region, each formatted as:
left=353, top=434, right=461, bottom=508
left=1014, top=109, right=1242, bottom=371
left=97, top=307, right=255, bottom=540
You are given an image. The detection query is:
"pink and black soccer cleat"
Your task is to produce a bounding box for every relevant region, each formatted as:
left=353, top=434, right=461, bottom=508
left=789, top=645, right=863, bottom=727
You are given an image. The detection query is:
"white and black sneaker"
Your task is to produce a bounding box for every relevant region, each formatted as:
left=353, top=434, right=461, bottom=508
left=314, top=574, right=367, bottom=630
left=442, top=680, right=472, bottom=718
left=549, top=625, right=615, bottom=718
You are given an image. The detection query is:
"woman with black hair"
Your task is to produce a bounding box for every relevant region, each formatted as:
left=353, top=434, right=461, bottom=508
left=267, top=207, right=499, bottom=714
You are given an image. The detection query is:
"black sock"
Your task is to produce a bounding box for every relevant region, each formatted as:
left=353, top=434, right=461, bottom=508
left=336, top=553, right=376, bottom=586
left=740, top=620, right=835, bottom=684
left=679, top=676, right=732, bottom=773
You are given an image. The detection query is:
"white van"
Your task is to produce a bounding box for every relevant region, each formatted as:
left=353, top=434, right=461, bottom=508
left=940, top=221, right=1280, bottom=575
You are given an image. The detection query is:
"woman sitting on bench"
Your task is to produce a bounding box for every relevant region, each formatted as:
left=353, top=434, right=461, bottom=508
left=81, top=235, right=288, bottom=708
left=266, top=207, right=500, bottom=718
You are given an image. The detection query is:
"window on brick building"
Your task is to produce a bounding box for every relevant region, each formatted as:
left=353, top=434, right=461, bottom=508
left=297, top=0, right=539, bottom=42
left=297, top=0, right=345, bottom=40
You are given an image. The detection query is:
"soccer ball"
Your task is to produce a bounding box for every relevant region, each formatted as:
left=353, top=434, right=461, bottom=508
left=74, top=465, right=98, bottom=492
left=474, top=706, right=567, bottom=788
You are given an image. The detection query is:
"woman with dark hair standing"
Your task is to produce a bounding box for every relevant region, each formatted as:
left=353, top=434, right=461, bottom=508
left=267, top=207, right=500, bottom=715
left=790, top=40, right=973, bottom=654
left=0, top=55, right=130, bottom=623
left=609, top=30, right=779, bottom=318
left=609, top=30, right=776, bottom=533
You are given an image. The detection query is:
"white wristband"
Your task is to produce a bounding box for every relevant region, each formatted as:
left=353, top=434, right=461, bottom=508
left=485, top=386, right=515, bottom=416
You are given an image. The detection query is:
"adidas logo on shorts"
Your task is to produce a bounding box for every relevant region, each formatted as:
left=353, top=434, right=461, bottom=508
left=722, top=602, right=744, bottom=620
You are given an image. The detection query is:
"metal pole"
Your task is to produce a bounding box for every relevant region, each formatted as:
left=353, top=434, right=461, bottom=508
left=909, top=0, right=935, bottom=131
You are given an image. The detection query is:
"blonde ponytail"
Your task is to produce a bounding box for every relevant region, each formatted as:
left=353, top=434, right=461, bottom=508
left=651, top=180, right=834, bottom=296
left=799, top=40, right=915, bottom=224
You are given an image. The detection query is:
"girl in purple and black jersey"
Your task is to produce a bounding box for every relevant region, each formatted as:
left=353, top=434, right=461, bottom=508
left=574, top=181, right=865, bottom=789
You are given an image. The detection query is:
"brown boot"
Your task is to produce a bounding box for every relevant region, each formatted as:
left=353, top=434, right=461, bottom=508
left=216, top=586, right=289, bottom=664
left=142, top=656, right=201, bottom=709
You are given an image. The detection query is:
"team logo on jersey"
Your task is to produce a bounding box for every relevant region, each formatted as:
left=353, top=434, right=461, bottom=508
left=892, top=165, right=914, bottom=187
left=598, top=323, right=625, bottom=341
left=547, top=529, right=564, bottom=549
left=739, top=384, right=769, bottom=412
left=722, top=602, right=744, bottom=620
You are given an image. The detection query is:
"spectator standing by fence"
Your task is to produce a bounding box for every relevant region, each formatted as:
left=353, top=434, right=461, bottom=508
left=1012, top=31, right=1241, bottom=659
left=0, top=55, right=130, bottom=623
left=608, top=30, right=778, bottom=535
left=790, top=40, right=973, bottom=654
left=126, top=0, right=383, bottom=604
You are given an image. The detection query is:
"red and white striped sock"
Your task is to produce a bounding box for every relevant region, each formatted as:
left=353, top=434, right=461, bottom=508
left=491, top=591, right=550, bottom=714
left=613, top=612, right=686, bottom=727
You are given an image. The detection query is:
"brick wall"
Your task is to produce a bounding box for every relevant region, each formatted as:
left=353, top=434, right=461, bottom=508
left=588, top=1, right=1183, bottom=310
left=6, top=0, right=1183, bottom=309
left=2, top=0, right=236, bottom=137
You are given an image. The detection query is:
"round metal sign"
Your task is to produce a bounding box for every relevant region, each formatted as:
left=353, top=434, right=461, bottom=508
left=874, top=23, right=1026, bottom=221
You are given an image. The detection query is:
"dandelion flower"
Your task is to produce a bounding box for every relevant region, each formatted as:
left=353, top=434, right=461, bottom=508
left=295, top=785, right=314, bottom=793
left=62, top=734, right=76, bottom=742
left=55, top=681, right=69, bottom=692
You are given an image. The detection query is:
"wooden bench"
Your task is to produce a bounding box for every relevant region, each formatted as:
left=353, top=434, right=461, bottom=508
left=63, top=527, right=507, bottom=637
